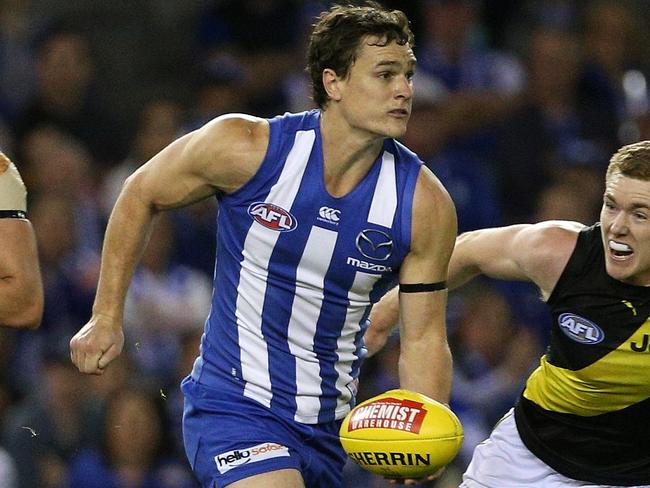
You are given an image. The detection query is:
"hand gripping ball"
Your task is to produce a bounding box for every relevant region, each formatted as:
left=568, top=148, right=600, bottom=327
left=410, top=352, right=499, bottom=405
left=339, top=389, right=463, bottom=479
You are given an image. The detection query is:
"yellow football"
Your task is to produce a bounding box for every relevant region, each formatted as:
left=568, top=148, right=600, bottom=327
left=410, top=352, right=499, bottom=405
left=339, top=389, right=463, bottom=479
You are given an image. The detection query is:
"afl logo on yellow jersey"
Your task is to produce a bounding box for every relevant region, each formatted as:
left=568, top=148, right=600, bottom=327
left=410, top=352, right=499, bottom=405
left=558, top=313, right=604, bottom=344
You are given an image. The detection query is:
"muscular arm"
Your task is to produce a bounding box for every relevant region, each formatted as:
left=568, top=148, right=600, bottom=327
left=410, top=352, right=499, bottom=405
left=0, top=153, right=43, bottom=328
left=448, top=220, right=584, bottom=298
left=0, top=219, right=43, bottom=328
left=397, top=166, right=457, bottom=403
left=71, top=115, right=270, bottom=374
left=366, top=220, right=584, bottom=357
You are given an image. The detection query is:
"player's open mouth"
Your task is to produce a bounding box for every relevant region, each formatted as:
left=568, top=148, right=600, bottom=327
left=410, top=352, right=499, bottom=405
left=609, top=240, right=633, bottom=260
left=389, top=109, right=409, bottom=118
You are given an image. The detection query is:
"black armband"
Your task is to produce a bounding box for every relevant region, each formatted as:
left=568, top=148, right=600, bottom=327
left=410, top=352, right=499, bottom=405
left=399, top=281, right=447, bottom=293
left=0, top=210, right=27, bottom=219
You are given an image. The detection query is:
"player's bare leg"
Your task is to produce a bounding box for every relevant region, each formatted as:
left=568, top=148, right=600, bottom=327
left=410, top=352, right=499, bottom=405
left=227, top=469, right=305, bottom=487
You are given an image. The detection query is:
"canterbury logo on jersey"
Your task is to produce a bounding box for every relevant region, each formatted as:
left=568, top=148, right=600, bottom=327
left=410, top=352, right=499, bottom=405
left=248, top=202, right=297, bottom=231
left=214, top=443, right=290, bottom=474
left=317, top=206, right=341, bottom=224
left=558, top=313, right=604, bottom=344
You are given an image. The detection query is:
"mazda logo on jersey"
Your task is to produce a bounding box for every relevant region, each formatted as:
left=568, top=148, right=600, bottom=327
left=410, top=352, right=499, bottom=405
left=355, top=229, right=393, bottom=261
left=248, top=202, right=297, bottom=232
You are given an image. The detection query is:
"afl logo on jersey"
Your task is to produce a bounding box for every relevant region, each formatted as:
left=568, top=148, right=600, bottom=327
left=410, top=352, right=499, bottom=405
left=248, top=202, right=297, bottom=232
left=558, top=313, right=604, bottom=344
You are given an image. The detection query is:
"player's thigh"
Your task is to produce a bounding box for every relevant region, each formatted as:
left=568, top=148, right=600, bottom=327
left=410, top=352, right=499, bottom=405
left=227, top=468, right=305, bottom=488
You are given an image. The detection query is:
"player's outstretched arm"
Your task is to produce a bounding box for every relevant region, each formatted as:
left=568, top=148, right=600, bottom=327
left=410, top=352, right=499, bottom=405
left=398, top=166, right=457, bottom=404
left=0, top=153, right=43, bottom=329
left=366, top=220, right=584, bottom=356
left=448, top=220, right=584, bottom=297
left=70, top=115, right=270, bottom=375
left=0, top=220, right=43, bottom=328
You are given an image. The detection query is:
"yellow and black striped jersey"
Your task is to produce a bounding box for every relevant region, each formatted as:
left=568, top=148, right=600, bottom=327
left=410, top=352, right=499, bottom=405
left=515, top=223, right=650, bottom=486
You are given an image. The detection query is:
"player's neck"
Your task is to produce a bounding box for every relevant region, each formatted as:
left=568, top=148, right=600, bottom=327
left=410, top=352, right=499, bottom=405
left=320, top=110, right=384, bottom=197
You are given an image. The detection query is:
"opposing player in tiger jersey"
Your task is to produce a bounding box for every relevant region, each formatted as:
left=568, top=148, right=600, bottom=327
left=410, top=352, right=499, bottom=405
left=368, top=140, right=650, bottom=487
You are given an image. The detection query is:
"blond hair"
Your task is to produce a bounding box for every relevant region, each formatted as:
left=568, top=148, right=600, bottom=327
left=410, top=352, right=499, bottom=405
left=607, top=140, right=650, bottom=181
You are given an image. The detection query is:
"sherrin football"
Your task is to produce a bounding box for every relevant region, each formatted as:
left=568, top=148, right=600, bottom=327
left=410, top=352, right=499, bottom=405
left=339, top=389, right=463, bottom=479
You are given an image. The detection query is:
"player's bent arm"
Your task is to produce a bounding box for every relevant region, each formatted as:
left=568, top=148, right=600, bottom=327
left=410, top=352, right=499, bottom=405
left=92, top=115, right=269, bottom=315
left=366, top=221, right=583, bottom=358
left=398, top=166, right=457, bottom=403
left=71, top=115, right=270, bottom=374
left=0, top=220, right=43, bottom=328
left=449, top=220, right=584, bottom=297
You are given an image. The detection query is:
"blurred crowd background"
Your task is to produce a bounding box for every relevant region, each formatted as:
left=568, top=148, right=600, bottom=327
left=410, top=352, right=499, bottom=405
left=1, top=0, right=650, bottom=487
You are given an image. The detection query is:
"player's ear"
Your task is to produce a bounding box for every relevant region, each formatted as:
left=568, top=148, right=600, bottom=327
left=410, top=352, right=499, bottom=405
left=323, top=68, right=343, bottom=102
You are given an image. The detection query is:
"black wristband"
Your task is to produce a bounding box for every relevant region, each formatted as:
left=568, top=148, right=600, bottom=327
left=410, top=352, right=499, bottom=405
left=0, top=210, right=26, bottom=219
left=399, top=281, right=447, bottom=293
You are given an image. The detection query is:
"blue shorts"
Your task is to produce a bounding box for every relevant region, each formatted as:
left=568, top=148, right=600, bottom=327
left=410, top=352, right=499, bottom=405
left=181, top=376, right=347, bottom=488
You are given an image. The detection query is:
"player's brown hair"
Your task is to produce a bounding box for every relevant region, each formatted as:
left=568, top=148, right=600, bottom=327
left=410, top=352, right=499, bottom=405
left=307, top=1, right=414, bottom=109
left=607, top=140, right=650, bottom=181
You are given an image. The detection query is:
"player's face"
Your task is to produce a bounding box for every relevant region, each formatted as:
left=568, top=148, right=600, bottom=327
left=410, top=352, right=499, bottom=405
left=336, top=37, right=416, bottom=139
left=600, top=172, right=650, bottom=286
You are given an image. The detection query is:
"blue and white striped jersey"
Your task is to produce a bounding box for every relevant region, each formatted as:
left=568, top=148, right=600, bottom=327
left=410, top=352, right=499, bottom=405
left=190, top=110, right=422, bottom=424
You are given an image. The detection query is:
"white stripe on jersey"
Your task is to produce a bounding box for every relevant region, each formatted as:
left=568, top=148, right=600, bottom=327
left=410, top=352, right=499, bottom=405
left=238, top=130, right=316, bottom=407
left=334, top=271, right=382, bottom=418
left=368, top=151, right=397, bottom=228
left=289, top=225, right=338, bottom=422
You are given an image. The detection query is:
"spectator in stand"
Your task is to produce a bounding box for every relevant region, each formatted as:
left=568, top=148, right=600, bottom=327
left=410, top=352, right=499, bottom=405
left=494, top=28, right=617, bottom=223
left=12, top=24, right=126, bottom=168
left=580, top=1, right=650, bottom=145
left=19, top=124, right=103, bottom=253
left=498, top=0, right=581, bottom=53
left=448, top=281, right=540, bottom=467
left=183, top=57, right=248, bottom=133
left=0, top=0, right=49, bottom=121
left=534, top=180, right=599, bottom=225
left=3, top=344, right=92, bottom=488
left=403, top=99, right=502, bottom=233
left=194, top=0, right=306, bottom=117
left=412, top=0, right=525, bottom=159
left=102, top=98, right=184, bottom=215
left=0, top=335, right=20, bottom=488
left=68, top=386, right=198, bottom=488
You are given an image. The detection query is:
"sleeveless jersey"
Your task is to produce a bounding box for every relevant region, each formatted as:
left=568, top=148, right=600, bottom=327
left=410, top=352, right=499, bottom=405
left=515, top=224, right=650, bottom=486
left=190, top=110, right=422, bottom=424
